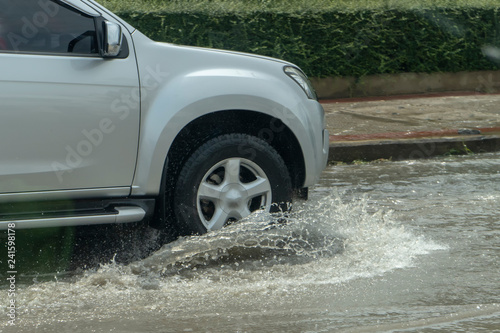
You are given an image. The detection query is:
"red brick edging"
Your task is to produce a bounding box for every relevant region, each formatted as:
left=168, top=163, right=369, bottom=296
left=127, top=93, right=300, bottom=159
left=330, top=127, right=500, bottom=142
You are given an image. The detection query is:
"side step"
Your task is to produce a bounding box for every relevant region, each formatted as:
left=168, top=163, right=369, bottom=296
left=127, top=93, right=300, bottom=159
left=0, top=206, right=146, bottom=230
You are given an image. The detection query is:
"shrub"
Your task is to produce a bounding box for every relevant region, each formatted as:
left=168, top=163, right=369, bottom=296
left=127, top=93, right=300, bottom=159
left=97, top=0, right=500, bottom=77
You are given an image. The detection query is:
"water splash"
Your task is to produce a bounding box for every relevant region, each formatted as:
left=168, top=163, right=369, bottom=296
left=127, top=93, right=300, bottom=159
left=0, top=192, right=447, bottom=330
left=128, top=207, right=346, bottom=278
left=57, top=193, right=444, bottom=288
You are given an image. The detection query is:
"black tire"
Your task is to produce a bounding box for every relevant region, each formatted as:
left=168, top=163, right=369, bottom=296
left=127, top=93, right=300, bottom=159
left=173, top=133, right=292, bottom=235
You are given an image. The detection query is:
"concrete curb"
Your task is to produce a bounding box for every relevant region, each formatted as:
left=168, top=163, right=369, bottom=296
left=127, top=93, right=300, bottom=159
left=329, top=133, right=500, bottom=163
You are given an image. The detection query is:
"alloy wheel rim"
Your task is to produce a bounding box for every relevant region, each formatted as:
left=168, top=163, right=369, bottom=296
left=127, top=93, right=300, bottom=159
left=196, top=158, right=272, bottom=231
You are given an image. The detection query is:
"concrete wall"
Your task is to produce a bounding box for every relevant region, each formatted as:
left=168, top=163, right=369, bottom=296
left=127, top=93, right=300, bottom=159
left=312, top=70, right=500, bottom=99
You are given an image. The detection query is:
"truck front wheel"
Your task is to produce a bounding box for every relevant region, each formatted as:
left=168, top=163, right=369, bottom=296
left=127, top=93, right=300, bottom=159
left=173, top=133, right=292, bottom=235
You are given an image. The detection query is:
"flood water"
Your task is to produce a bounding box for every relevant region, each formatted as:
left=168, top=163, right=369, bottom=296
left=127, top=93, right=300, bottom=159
left=1, top=153, right=499, bottom=332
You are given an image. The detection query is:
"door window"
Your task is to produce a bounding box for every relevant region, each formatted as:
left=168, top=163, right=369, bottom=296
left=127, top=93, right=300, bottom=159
left=0, top=0, right=97, bottom=55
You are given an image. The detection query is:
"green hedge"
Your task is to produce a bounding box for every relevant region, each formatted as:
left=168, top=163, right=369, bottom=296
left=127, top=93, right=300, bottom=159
left=99, top=1, right=500, bottom=77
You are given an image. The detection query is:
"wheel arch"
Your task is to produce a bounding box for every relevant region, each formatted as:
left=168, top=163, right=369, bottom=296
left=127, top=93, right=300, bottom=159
left=150, top=110, right=306, bottom=229
left=168, top=110, right=306, bottom=188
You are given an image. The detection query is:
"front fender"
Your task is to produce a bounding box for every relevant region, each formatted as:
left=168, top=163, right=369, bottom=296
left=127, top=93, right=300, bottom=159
left=130, top=34, right=324, bottom=196
left=131, top=86, right=318, bottom=196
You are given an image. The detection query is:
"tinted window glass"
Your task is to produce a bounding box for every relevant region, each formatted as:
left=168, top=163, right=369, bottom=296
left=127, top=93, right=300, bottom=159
left=0, top=0, right=97, bottom=54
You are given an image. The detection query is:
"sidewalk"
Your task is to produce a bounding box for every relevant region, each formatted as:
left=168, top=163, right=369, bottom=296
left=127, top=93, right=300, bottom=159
left=321, top=93, right=500, bottom=163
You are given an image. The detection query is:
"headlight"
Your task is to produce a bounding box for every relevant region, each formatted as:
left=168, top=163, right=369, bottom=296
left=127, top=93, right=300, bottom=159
left=284, top=66, right=317, bottom=100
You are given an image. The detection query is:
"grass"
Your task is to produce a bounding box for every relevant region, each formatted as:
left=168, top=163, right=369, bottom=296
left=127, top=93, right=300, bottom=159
left=445, top=143, right=475, bottom=156
left=96, top=0, right=500, bottom=14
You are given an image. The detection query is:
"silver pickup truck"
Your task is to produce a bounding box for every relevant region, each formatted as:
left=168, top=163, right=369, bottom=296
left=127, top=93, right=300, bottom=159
left=0, top=0, right=329, bottom=236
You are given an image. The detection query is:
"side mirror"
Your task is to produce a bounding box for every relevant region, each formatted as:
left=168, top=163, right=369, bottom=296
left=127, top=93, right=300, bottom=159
left=102, top=21, right=122, bottom=57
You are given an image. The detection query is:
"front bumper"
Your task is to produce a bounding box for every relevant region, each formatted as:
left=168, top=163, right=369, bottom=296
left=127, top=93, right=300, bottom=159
left=322, top=128, right=330, bottom=167
left=301, top=101, right=329, bottom=187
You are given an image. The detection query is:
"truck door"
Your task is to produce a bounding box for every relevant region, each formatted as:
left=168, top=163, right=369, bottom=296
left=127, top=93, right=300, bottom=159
left=0, top=0, right=140, bottom=197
